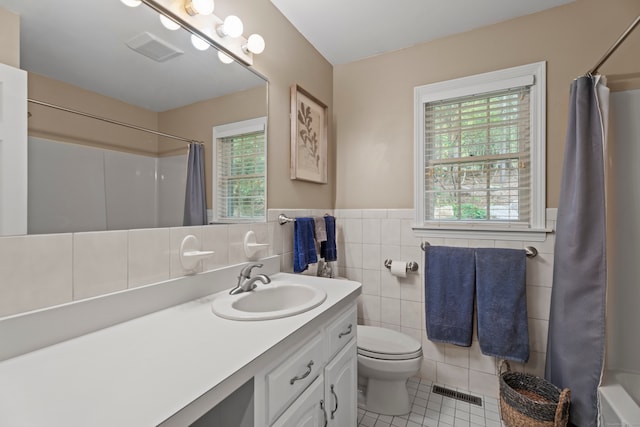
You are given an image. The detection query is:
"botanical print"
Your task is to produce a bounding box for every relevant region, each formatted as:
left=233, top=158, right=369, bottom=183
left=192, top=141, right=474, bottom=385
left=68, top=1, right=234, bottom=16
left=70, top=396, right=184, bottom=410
left=297, top=100, right=321, bottom=173
left=291, top=85, right=327, bottom=183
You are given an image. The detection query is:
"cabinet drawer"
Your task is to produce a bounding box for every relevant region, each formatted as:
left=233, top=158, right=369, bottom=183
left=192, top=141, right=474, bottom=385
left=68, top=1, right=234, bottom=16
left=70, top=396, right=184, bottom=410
left=326, top=306, right=357, bottom=360
left=266, top=332, right=324, bottom=424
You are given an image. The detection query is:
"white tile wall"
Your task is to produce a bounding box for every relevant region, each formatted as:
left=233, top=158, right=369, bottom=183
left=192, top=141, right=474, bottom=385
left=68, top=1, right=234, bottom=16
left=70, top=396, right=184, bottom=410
left=333, top=208, right=557, bottom=398
left=202, top=225, right=230, bottom=269
left=73, top=230, right=128, bottom=300
left=128, top=228, right=171, bottom=288
left=0, top=206, right=557, bottom=399
left=0, top=233, right=73, bottom=315
left=0, top=209, right=325, bottom=318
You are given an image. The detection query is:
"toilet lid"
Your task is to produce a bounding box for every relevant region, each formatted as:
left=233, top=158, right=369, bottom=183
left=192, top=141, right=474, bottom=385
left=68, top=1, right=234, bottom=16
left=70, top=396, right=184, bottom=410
left=357, top=326, right=422, bottom=360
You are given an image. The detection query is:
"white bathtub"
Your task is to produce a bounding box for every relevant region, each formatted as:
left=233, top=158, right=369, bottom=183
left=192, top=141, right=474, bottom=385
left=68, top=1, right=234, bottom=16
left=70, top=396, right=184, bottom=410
left=599, top=370, right=640, bottom=426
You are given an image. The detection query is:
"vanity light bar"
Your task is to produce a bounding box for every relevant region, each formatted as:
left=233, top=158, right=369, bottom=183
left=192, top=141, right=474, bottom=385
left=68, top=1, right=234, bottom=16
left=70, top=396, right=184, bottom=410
left=141, top=0, right=254, bottom=65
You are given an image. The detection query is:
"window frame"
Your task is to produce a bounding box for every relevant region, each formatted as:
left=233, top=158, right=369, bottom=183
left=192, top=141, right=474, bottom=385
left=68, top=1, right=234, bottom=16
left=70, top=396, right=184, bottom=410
left=212, top=116, right=267, bottom=223
left=413, top=62, right=548, bottom=241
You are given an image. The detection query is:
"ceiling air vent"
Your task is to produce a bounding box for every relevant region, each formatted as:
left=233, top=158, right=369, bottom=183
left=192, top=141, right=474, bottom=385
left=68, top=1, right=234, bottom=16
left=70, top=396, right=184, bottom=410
left=125, top=32, right=183, bottom=62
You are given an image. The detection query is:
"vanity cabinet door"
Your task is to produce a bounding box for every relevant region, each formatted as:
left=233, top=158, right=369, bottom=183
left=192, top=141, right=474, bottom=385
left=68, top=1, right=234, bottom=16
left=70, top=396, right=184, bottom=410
left=271, top=376, right=326, bottom=427
left=324, top=340, right=357, bottom=427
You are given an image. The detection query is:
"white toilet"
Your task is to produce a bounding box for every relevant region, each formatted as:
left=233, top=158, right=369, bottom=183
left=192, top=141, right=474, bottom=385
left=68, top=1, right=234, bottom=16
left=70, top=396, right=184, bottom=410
left=357, top=325, right=423, bottom=416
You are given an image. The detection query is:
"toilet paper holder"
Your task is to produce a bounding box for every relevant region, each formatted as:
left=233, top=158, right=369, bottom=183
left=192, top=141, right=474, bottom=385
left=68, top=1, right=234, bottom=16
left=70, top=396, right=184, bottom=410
left=384, top=259, right=419, bottom=273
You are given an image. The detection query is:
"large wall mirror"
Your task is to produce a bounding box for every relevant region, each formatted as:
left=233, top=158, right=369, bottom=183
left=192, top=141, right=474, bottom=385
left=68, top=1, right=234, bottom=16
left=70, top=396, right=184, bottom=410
left=1, top=0, right=268, bottom=234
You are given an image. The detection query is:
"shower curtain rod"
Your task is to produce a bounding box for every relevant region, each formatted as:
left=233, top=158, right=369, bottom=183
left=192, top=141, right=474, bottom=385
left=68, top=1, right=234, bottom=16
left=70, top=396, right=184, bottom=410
left=27, top=98, right=204, bottom=146
left=588, top=15, right=640, bottom=75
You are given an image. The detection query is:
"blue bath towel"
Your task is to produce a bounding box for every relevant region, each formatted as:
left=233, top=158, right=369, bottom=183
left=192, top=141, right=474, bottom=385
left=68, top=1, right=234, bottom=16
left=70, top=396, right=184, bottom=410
left=320, top=215, right=337, bottom=262
left=425, top=246, right=476, bottom=346
left=293, top=217, right=318, bottom=273
left=475, top=248, right=529, bottom=363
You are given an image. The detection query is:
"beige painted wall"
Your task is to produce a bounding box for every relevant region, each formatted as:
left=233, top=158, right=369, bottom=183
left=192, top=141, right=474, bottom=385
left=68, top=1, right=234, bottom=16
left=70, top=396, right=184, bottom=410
left=28, top=73, right=267, bottom=209
left=334, top=0, right=640, bottom=209
left=2, top=0, right=335, bottom=211
left=219, top=0, right=335, bottom=209
left=28, top=72, right=161, bottom=155
left=27, top=72, right=268, bottom=210
left=0, top=7, right=18, bottom=67
left=158, top=85, right=267, bottom=209
left=6, top=1, right=640, bottom=212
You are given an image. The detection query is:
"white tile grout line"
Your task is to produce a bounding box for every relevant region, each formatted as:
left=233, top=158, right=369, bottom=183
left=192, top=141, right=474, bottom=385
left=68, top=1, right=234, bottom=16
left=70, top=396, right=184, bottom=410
left=357, top=377, right=505, bottom=427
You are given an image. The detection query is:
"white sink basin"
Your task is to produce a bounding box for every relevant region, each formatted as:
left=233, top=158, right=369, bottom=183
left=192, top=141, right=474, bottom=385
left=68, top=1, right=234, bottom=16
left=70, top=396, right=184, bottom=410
left=211, top=283, right=327, bottom=321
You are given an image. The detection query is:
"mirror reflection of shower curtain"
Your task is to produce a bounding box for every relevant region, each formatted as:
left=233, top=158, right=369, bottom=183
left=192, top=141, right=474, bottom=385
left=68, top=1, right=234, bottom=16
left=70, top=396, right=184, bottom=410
left=545, top=75, right=609, bottom=427
left=183, top=143, right=207, bottom=226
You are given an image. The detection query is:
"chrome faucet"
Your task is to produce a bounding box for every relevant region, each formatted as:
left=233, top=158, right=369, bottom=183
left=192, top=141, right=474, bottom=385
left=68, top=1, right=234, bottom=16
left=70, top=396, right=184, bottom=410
left=229, top=263, right=271, bottom=295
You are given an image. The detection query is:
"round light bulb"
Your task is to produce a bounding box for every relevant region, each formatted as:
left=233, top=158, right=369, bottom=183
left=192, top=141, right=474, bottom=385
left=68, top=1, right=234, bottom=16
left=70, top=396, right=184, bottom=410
left=223, top=15, right=243, bottom=38
left=246, top=34, right=265, bottom=54
left=120, top=0, right=141, bottom=7
left=186, top=0, right=214, bottom=15
left=159, top=14, right=180, bottom=31
left=191, top=33, right=210, bottom=51
left=217, top=51, right=234, bottom=64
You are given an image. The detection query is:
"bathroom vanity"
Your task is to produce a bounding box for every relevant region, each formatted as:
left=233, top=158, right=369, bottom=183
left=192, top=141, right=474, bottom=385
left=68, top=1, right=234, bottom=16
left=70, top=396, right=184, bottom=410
left=253, top=303, right=357, bottom=426
left=0, top=257, right=361, bottom=426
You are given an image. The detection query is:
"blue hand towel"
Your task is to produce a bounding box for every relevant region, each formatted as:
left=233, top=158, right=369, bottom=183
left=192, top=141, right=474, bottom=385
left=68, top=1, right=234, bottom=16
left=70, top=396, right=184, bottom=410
left=425, top=246, right=476, bottom=346
left=293, top=217, right=318, bottom=273
left=320, top=215, right=337, bottom=262
left=475, top=248, right=529, bottom=363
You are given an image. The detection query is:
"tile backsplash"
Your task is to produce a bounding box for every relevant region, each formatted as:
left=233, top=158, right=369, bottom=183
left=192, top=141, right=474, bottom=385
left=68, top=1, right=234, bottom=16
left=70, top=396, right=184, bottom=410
left=0, top=209, right=318, bottom=317
left=332, top=208, right=557, bottom=398
left=0, top=207, right=556, bottom=398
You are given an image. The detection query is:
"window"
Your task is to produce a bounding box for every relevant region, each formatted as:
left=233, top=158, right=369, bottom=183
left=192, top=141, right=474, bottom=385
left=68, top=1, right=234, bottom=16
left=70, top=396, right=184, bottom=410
left=414, top=62, right=546, bottom=240
left=213, top=117, right=267, bottom=222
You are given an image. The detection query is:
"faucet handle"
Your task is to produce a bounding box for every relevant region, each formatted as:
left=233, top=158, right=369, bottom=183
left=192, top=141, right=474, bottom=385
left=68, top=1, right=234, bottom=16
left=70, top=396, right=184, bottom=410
left=240, top=262, right=263, bottom=278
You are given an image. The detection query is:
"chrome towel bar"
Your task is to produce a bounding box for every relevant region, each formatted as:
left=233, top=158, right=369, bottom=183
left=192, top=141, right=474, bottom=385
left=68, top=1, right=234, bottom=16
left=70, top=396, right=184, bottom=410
left=278, top=213, right=296, bottom=225
left=420, top=241, right=538, bottom=258
left=278, top=213, right=333, bottom=225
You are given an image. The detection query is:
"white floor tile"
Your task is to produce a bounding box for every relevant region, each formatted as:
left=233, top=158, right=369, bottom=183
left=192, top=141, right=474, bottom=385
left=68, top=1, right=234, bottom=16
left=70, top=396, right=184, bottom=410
left=358, top=377, right=501, bottom=427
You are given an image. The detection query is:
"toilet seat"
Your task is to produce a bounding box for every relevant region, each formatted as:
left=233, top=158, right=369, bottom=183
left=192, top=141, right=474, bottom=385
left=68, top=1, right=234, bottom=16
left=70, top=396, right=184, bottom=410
left=357, top=326, right=422, bottom=361
left=358, top=348, right=423, bottom=360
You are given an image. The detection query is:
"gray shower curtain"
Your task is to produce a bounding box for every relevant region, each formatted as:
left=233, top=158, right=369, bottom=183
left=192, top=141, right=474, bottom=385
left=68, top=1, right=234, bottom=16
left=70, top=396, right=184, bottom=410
left=545, top=75, right=609, bottom=426
left=183, top=143, right=207, bottom=226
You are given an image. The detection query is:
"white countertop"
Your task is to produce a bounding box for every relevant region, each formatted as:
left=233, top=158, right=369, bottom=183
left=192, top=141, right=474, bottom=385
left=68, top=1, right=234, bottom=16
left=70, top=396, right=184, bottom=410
left=0, top=272, right=361, bottom=427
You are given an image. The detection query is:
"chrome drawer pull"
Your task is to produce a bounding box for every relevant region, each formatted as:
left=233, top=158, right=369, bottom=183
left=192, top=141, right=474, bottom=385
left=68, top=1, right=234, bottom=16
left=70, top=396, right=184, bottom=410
left=338, top=323, right=352, bottom=339
left=330, top=384, right=339, bottom=419
left=320, top=399, right=328, bottom=427
left=289, top=360, right=314, bottom=385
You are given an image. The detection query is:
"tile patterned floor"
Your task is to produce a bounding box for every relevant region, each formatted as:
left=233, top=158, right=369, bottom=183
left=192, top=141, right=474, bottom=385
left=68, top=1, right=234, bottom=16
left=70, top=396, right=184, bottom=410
left=357, top=377, right=504, bottom=427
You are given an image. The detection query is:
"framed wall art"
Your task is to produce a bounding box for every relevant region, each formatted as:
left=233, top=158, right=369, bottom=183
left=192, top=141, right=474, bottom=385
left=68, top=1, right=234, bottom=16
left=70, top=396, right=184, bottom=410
left=290, top=84, right=328, bottom=183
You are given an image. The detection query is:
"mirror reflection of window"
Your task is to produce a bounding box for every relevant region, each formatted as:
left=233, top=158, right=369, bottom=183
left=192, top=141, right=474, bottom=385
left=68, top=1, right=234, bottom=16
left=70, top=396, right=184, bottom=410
left=213, top=117, right=267, bottom=223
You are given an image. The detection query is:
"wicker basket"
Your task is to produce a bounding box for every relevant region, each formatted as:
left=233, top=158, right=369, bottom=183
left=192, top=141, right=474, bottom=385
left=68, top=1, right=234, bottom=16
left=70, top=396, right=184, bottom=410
left=499, top=360, right=571, bottom=427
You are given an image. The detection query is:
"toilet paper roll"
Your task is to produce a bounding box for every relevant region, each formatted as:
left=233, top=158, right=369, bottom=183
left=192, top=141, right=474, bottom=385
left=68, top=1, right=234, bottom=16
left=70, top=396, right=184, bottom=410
left=390, top=260, right=407, bottom=278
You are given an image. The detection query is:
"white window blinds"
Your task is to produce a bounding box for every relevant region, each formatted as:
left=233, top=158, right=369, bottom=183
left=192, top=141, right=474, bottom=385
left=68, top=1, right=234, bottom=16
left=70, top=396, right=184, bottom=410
left=423, top=86, right=531, bottom=223
left=215, top=129, right=265, bottom=221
